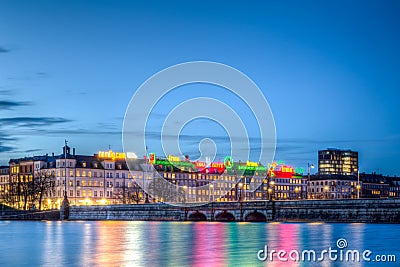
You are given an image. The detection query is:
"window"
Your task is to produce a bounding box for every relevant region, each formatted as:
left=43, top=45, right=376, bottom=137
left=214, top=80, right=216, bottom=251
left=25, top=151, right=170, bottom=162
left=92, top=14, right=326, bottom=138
left=116, top=182, right=120, bottom=187
left=77, top=190, right=80, bottom=197
left=116, top=173, right=119, bottom=178
left=94, top=172, right=97, bottom=178
left=82, top=190, right=86, bottom=197
left=77, top=180, right=80, bottom=186
left=82, top=180, right=86, bottom=186
left=94, top=191, right=97, bottom=197
left=69, top=190, right=73, bottom=197
left=122, top=173, right=125, bottom=179
left=100, top=191, right=103, bottom=197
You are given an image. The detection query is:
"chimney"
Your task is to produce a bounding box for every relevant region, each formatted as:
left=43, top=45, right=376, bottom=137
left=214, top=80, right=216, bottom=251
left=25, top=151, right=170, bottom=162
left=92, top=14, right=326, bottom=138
left=52, top=152, right=54, bottom=157
left=73, top=148, right=76, bottom=156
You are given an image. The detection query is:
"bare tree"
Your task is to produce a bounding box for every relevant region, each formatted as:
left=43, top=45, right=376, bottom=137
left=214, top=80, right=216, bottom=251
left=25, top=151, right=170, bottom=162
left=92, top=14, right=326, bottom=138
left=20, top=177, right=34, bottom=210
left=148, top=177, right=185, bottom=203
left=33, top=170, right=56, bottom=210
left=129, top=182, right=143, bottom=204
left=0, top=181, right=17, bottom=208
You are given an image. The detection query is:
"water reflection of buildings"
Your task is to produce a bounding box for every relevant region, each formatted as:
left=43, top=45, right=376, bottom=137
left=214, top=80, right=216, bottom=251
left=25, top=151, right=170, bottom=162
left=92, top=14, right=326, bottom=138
left=192, top=223, right=226, bottom=267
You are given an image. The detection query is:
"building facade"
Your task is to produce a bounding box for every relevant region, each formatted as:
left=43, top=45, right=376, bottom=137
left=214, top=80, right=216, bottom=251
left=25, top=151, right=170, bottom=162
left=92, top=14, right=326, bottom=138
left=308, top=174, right=360, bottom=199
left=318, top=148, right=358, bottom=175
left=0, top=166, right=9, bottom=201
left=359, top=173, right=389, bottom=198
left=6, top=147, right=151, bottom=210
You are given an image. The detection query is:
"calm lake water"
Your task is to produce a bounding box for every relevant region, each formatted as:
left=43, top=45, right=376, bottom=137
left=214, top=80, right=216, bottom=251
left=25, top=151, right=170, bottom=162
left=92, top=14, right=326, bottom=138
left=0, top=221, right=398, bottom=266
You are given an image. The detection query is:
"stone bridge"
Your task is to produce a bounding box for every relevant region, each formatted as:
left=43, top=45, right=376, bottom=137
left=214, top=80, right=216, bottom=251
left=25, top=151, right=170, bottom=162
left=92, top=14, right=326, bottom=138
left=184, top=201, right=274, bottom=222
left=68, top=199, right=400, bottom=223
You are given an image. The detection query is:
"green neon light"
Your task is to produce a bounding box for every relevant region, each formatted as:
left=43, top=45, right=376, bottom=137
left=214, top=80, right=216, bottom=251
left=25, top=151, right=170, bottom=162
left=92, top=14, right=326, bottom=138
left=224, top=156, right=234, bottom=169
left=236, top=166, right=267, bottom=171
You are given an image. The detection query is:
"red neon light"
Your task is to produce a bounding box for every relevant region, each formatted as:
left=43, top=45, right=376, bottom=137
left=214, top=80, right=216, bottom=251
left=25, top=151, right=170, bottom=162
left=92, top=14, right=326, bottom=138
left=149, top=153, right=155, bottom=164
left=271, top=164, right=295, bottom=178
left=195, top=162, right=206, bottom=169
left=211, top=162, right=224, bottom=169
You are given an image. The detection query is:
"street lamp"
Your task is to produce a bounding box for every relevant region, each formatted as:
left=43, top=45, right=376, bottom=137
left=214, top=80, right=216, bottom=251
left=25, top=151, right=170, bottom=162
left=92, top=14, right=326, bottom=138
left=357, top=170, right=361, bottom=199
left=238, top=182, right=243, bottom=202
left=294, top=187, right=300, bottom=199
left=324, top=186, right=329, bottom=199
left=183, top=185, right=188, bottom=203
left=268, top=180, right=275, bottom=200
left=209, top=184, right=214, bottom=202
left=268, top=188, right=273, bottom=201
left=307, top=163, right=314, bottom=199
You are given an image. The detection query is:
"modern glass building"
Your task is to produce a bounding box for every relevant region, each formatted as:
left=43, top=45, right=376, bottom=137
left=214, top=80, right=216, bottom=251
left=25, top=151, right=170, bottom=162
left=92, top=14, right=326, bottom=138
left=318, top=148, right=358, bottom=175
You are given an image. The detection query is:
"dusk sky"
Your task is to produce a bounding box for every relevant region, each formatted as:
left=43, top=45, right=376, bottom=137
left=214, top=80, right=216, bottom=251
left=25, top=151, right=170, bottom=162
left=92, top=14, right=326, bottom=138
left=1, top=0, right=399, bottom=175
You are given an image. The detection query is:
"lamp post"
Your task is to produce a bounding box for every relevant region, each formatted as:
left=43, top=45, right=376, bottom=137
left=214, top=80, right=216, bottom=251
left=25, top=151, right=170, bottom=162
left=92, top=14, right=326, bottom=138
left=324, top=186, right=329, bottom=199
left=268, top=180, right=275, bottom=200
left=209, top=184, right=214, bottom=202
left=183, top=185, right=188, bottom=203
left=64, top=140, right=67, bottom=198
left=238, top=182, right=243, bottom=202
left=268, top=188, right=272, bottom=201
left=357, top=170, right=361, bottom=199
left=307, top=163, right=314, bottom=199
left=61, top=140, right=70, bottom=220
left=294, top=187, right=300, bottom=199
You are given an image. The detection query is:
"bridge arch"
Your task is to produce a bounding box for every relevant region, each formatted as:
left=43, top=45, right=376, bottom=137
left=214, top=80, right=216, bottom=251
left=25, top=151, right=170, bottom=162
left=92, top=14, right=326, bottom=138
left=245, top=210, right=266, bottom=222
left=215, top=210, right=235, bottom=222
left=188, top=211, right=207, bottom=221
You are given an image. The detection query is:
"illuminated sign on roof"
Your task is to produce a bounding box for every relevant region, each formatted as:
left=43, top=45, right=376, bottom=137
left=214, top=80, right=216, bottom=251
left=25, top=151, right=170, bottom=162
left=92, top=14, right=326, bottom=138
left=268, top=161, right=298, bottom=178
left=98, top=150, right=126, bottom=160
left=168, top=155, right=180, bottom=162
left=236, top=160, right=267, bottom=171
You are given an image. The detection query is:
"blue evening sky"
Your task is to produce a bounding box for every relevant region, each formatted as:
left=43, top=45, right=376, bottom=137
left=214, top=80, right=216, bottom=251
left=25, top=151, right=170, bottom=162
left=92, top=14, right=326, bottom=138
left=0, top=0, right=399, bottom=175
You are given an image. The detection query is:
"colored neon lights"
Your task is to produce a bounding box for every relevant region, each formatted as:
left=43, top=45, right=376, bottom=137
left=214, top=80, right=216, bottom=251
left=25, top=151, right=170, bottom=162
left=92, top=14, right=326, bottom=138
left=98, top=150, right=126, bottom=160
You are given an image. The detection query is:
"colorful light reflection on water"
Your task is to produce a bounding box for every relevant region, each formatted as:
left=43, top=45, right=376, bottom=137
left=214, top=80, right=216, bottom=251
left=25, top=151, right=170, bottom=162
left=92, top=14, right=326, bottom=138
left=0, top=221, right=398, bottom=266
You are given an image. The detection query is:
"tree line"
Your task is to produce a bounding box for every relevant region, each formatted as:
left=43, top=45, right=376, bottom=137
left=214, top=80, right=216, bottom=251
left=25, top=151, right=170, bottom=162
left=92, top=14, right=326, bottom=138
left=0, top=170, right=56, bottom=210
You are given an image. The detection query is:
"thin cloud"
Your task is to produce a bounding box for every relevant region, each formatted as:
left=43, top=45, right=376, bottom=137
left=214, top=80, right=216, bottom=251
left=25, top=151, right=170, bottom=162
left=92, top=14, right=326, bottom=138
left=0, top=100, right=31, bottom=109
left=0, top=145, right=13, bottom=153
left=0, top=47, right=10, bottom=53
left=0, top=135, right=15, bottom=153
left=0, top=117, right=72, bottom=127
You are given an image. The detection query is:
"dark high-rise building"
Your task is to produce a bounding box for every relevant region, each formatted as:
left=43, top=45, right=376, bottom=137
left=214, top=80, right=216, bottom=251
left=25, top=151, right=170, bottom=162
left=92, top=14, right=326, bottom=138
left=318, top=148, right=358, bottom=175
